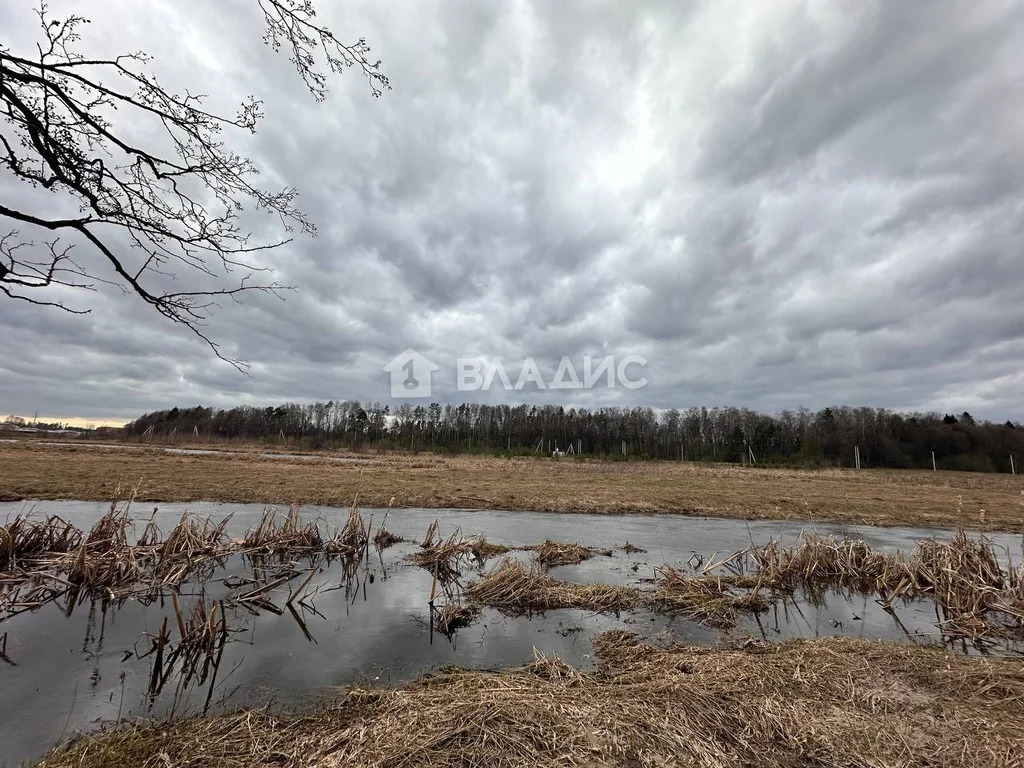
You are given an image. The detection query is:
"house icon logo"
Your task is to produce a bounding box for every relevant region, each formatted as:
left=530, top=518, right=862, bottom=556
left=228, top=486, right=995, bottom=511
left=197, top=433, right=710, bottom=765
left=383, top=348, right=439, bottom=398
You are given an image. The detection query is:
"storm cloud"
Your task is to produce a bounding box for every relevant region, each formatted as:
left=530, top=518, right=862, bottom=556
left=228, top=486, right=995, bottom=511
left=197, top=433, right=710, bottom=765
left=1, top=0, right=1022, bottom=423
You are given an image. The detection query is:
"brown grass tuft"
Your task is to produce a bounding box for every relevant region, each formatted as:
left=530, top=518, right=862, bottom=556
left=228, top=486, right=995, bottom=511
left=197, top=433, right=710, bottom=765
left=408, top=525, right=509, bottom=581
left=649, top=567, right=749, bottom=628
left=466, top=558, right=635, bottom=614
left=432, top=602, right=480, bottom=638
left=531, top=539, right=611, bottom=567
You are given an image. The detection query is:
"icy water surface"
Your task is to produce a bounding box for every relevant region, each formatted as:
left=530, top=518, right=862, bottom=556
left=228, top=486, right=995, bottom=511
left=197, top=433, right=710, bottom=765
left=0, top=501, right=1021, bottom=766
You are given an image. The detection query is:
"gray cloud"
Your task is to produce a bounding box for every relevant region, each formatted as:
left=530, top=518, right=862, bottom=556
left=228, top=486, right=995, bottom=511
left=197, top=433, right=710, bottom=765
left=1, top=0, right=1022, bottom=424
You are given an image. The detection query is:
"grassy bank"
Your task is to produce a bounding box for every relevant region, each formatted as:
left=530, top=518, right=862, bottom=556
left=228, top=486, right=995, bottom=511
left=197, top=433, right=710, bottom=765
left=2, top=442, right=1023, bottom=530
left=40, top=634, right=1024, bottom=767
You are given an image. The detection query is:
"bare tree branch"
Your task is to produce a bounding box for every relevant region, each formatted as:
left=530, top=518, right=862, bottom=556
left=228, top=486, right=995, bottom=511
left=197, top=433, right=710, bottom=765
left=258, top=0, right=391, bottom=101
left=0, top=1, right=387, bottom=371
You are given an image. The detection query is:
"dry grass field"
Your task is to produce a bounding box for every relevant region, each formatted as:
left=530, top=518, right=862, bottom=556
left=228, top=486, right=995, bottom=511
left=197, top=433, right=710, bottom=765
left=41, top=635, right=1024, bottom=768
left=2, top=441, right=1022, bottom=530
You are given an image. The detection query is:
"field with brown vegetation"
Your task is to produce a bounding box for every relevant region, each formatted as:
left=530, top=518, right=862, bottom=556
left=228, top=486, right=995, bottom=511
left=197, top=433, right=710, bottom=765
left=41, top=634, right=1024, bottom=768
left=1, top=441, right=1022, bottom=530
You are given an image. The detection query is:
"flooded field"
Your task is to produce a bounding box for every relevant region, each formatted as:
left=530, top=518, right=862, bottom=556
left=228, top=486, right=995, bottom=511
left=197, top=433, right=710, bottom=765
left=2, top=501, right=1022, bottom=765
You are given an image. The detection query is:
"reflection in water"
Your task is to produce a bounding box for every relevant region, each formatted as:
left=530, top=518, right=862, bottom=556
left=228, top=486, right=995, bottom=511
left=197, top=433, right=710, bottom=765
left=1, top=500, right=1022, bottom=766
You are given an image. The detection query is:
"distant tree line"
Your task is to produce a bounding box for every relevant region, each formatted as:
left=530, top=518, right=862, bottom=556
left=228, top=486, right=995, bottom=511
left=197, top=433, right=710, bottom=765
left=123, top=402, right=1023, bottom=472
left=3, top=414, right=79, bottom=431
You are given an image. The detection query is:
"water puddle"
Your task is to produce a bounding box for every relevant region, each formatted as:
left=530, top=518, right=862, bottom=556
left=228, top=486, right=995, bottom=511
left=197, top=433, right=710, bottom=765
left=1, top=501, right=1020, bottom=766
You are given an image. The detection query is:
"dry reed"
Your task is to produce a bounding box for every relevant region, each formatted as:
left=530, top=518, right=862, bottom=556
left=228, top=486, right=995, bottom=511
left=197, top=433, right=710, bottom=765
left=408, top=525, right=509, bottom=581
left=660, top=530, right=1024, bottom=640
left=531, top=540, right=611, bottom=567
left=324, top=504, right=369, bottom=557
left=373, top=524, right=403, bottom=549
left=649, top=567, right=752, bottom=628
left=242, top=503, right=324, bottom=555
left=467, top=558, right=635, bottom=614
left=1, top=503, right=375, bottom=620
left=63, top=505, right=142, bottom=599
left=0, top=514, right=81, bottom=572
left=432, top=602, right=480, bottom=638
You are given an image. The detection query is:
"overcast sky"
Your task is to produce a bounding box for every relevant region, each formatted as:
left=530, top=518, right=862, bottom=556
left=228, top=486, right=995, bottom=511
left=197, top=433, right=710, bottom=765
left=1, top=0, right=1022, bottom=425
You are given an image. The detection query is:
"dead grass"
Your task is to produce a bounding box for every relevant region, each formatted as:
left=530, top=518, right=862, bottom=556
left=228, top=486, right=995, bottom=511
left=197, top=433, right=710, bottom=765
left=0, top=514, right=80, bottom=571
left=372, top=525, right=402, bottom=549
left=649, top=568, right=758, bottom=628
left=242, top=503, right=324, bottom=555
left=655, top=530, right=1024, bottom=639
left=531, top=539, right=611, bottom=567
left=3, top=442, right=1023, bottom=530
left=407, top=522, right=510, bottom=581
left=40, top=635, right=1024, bottom=768
left=466, top=558, right=636, bottom=614
left=1, top=503, right=377, bottom=617
left=753, top=531, right=1024, bottom=639
left=432, top=602, right=480, bottom=638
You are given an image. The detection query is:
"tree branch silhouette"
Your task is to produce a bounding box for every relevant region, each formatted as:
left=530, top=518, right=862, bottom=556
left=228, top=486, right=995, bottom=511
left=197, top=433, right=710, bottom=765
left=0, top=1, right=388, bottom=370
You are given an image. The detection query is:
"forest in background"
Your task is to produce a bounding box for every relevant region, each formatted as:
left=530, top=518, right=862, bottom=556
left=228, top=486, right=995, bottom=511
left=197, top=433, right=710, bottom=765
left=123, top=402, right=1023, bottom=473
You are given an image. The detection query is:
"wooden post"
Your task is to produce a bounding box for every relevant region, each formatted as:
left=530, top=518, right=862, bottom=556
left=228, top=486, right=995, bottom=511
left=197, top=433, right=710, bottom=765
left=932, top=451, right=937, bottom=472
left=621, top=440, right=626, bottom=457
left=1011, top=455, right=1016, bottom=475
left=854, top=445, right=861, bottom=470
